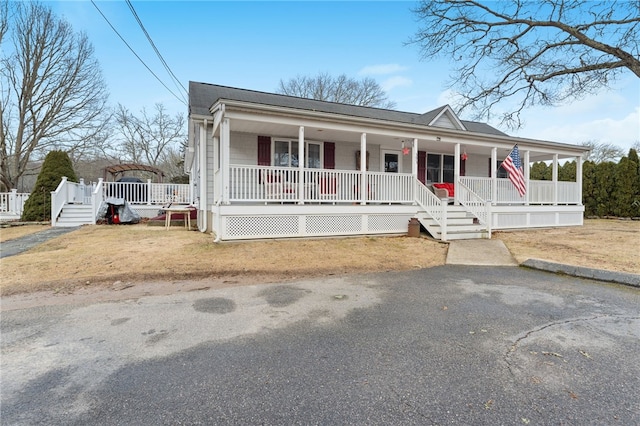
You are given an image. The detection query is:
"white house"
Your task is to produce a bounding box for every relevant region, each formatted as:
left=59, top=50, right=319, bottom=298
left=186, top=82, right=590, bottom=242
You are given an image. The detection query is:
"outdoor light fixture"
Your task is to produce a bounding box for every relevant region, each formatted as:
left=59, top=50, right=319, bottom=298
left=401, top=140, right=410, bottom=155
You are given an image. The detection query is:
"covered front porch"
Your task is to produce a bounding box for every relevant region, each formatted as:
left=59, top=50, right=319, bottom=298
left=187, top=82, right=587, bottom=242
left=209, top=163, right=583, bottom=242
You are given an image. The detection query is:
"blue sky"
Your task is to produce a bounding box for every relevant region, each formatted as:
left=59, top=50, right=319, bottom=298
left=48, top=1, right=639, bottom=152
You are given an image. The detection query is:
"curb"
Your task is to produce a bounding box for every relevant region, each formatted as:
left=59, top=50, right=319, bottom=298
left=522, top=259, right=640, bottom=288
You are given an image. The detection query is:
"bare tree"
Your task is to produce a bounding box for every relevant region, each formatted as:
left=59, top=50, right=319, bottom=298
left=114, top=103, right=186, bottom=168
left=0, top=1, right=110, bottom=191
left=277, top=73, right=396, bottom=109
left=159, top=146, right=188, bottom=182
left=583, top=141, right=626, bottom=163
left=410, top=0, right=640, bottom=128
left=0, top=1, right=7, bottom=44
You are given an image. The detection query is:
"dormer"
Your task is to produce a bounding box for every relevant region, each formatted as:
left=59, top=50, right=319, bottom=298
left=422, top=105, right=467, bottom=131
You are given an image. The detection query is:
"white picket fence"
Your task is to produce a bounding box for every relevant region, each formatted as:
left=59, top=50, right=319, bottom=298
left=0, top=190, right=30, bottom=219
left=1, top=177, right=192, bottom=225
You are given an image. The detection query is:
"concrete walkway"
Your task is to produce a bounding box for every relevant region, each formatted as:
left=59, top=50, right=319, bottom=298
left=0, top=226, right=78, bottom=259
left=446, top=239, right=518, bottom=266
left=445, top=238, right=640, bottom=287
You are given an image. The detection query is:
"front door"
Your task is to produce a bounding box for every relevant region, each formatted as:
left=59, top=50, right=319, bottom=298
left=380, top=150, right=401, bottom=201
left=382, top=150, right=401, bottom=173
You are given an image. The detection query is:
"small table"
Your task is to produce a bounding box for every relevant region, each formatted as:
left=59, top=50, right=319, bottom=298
left=163, top=206, right=192, bottom=230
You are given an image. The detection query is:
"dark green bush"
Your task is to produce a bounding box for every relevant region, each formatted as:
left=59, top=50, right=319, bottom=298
left=21, top=151, right=77, bottom=221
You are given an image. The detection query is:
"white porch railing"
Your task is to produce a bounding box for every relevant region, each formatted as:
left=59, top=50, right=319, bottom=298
left=0, top=190, right=30, bottom=217
left=102, top=180, right=191, bottom=205
left=414, top=180, right=445, bottom=223
left=48, top=177, right=191, bottom=226
left=229, top=165, right=414, bottom=204
left=414, top=180, right=448, bottom=240
left=457, top=180, right=491, bottom=237
left=228, top=166, right=582, bottom=208
left=460, top=177, right=580, bottom=205
left=50, top=177, right=93, bottom=222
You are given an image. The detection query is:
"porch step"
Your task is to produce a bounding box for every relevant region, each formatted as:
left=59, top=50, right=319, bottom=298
left=55, top=205, right=94, bottom=227
left=415, top=207, right=489, bottom=241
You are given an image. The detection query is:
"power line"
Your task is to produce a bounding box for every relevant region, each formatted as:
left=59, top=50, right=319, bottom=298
left=90, top=0, right=187, bottom=107
left=125, top=0, right=188, bottom=105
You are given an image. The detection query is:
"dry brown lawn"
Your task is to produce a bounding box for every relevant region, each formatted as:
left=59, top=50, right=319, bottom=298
left=0, top=224, right=447, bottom=296
left=0, top=219, right=637, bottom=298
left=494, top=219, right=639, bottom=274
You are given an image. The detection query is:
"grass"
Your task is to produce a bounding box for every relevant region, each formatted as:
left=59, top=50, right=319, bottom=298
left=1, top=219, right=638, bottom=297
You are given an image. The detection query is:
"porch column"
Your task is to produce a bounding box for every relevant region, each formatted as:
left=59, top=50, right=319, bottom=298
left=360, top=133, right=367, bottom=205
left=212, top=136, right=220, bottom=199
left=491, top=147, right=497, bottom=205
left=411, top=139, right=418, bottom=178
left=576, top=155, right=583, bottom=205
left=523, top=150, right=530, bottom=205
left=552, top=154, right=559, bottom=206
left=298, top=126, right=305, bottom=205
left=411, top=138, right=418, bottom=203
left=221, top=118, right=231, bottom=204
left=454, top=143, right=460, bottom=205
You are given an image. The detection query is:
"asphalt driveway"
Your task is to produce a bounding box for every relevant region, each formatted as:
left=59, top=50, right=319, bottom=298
left=2, top=266, right=639, bottom=425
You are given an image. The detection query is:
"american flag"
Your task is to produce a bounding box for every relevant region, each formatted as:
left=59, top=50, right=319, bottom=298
left=502, top=145, right=526, bottom=197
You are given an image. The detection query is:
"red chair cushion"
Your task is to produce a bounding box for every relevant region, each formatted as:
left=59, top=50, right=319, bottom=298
left=433, top=183, right=454, bottom=197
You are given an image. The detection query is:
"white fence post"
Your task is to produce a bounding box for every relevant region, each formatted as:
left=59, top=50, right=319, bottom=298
left=10, top=189, right=17, bottom=213
left=440, top=200, right=447, bottom=241
left=51, top=177, right=68, bottom=225
left=485, top=201, right=492, bottom=238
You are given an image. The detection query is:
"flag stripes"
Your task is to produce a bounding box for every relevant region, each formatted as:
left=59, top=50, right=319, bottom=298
left=502, top=145, right=526, bottom=197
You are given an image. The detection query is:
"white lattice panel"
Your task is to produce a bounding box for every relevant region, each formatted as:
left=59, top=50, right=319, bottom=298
left=306, top=215, right=361, bottom=234
left=368, top=214, right=409, bottom=232
left=225, top=215, right=299, bottom=238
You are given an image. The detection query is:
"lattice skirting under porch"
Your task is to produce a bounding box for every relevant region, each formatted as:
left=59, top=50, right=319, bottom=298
left=218, top=213, right=412, bottom=240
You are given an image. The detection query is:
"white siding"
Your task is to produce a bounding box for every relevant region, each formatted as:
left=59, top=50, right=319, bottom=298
left=334, top=142, right=381, bottom=172
left=400, top=151, right=412, bottom=173
left=432, top=114, right=457, bottom=129
left=230, top=132, right=257, bottom=165
left=465, top=155, right=490, bottom=177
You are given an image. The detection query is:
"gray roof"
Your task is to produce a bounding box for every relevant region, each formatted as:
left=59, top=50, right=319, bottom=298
left=189, top=81, right=507, bottom=137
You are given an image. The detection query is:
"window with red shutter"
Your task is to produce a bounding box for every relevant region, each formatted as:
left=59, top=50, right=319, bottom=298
left=257, top=136, right=271, bottom=166
left=324, top=142, right=335, bottom=169
left=418, top=151, right=426, bottom=183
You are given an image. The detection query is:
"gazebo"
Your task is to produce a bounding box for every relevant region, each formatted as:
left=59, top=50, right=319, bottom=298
left=102, top=164, right=165, bottom=182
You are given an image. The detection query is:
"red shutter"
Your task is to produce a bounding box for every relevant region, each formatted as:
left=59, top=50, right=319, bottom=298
left=324, top=142, right=335, bottom=169
left=418, top=151, right=426, bottom=184
left=257, top=136, right=271, bottom=166
left=461, top=157, right=466, bottom=177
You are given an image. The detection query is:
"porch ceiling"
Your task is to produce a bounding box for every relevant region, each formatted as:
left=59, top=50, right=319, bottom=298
left=229, top=118, right=583, bottom=162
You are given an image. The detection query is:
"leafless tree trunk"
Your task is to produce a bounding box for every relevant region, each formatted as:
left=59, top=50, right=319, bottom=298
left=114, top=103, right=186, bottom=168
left=0, top=1, right=110, bottom=191
left=410, top=0, right=640, bottom=128
left=277, top=73, right=397, bottom=109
